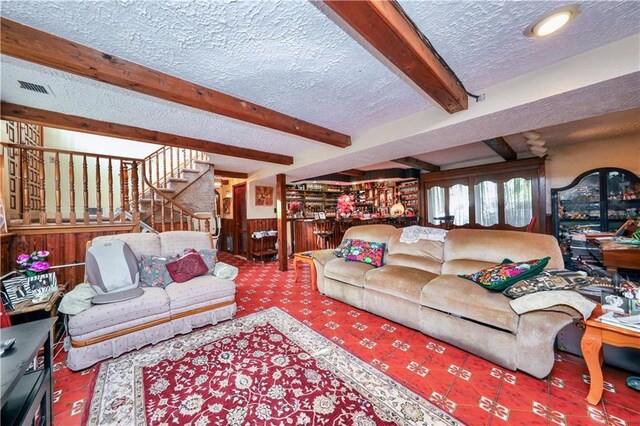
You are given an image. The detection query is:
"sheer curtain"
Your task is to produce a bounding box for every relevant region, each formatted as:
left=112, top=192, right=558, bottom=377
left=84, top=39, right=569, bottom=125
left=504, top=178, right=533, bottom=227
left=427, top=186, right=445, bottom=223
left=448, top=184, right=469, bottom=226
left=474, top=181, right=499, bottom=226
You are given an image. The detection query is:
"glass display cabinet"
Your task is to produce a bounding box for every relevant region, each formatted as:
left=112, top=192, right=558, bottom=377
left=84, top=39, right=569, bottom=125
left=551, top=167, right=640, bottom=240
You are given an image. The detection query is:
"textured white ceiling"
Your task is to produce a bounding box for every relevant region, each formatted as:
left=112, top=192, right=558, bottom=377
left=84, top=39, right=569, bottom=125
left=1, top=0, right=639, bottom=178
left=414, top=142, right=500, bottom=166
left=400, top=0, right=640, bottom=93
left=0, top=0, right=429, bottom=134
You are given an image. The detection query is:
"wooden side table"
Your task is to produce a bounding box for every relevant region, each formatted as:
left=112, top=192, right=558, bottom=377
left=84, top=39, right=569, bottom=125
left=293, top=253, right=317, bottom=291
left=581, top=305, right=640, bottom=405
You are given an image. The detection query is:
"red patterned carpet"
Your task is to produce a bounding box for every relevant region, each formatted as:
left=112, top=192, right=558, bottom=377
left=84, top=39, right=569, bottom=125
left=52, top=252, right=639, bottom=425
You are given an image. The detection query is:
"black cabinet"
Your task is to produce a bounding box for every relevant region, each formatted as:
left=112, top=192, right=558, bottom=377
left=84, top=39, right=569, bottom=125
left=552, top=168, right=640, bottom=240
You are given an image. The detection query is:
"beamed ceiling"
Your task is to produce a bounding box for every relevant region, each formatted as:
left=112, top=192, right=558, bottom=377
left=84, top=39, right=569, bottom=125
left=1, top=0, right=639, bottom=181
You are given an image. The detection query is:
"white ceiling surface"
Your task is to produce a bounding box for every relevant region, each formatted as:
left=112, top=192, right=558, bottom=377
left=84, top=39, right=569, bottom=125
left=1, top=1, right=639, bottom=179
left=0, top=0, right=429, bottom=134
left=399, top=0, right=640, bottom=94
left=505, top=107, right=640, bottom=152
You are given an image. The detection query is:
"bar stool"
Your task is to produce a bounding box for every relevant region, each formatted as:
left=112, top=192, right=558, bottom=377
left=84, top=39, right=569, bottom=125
left=313, top=220, right=335, bottom=250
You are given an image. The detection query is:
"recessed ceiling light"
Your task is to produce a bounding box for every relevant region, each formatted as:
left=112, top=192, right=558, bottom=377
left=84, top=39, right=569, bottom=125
left=525, top=5, right=580, bottom=38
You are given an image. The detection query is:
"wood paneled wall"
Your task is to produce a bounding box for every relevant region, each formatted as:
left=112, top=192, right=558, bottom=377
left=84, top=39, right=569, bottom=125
left=2, top=225, right=135, bottom=291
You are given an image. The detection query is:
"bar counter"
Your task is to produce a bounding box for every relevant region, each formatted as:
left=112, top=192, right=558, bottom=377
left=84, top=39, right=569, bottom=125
left=289, top=216, right=419, bottom=253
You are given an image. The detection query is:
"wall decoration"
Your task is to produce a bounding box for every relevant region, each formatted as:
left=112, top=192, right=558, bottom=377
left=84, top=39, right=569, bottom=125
left=28, top=272, right=57, bottom=295
left=3, top=276, right=31, bottom=304
left=223, top=198, right=231, bottom=215
left=255, top=186, right=274, bottom=206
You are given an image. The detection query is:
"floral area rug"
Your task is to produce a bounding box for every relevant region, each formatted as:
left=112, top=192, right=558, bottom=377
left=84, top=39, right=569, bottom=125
left=85, top=307, right=463, bottom=425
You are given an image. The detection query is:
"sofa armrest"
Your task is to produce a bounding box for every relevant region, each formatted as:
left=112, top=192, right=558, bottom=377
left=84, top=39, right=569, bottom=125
left=311, top=249, right=337, bottom=266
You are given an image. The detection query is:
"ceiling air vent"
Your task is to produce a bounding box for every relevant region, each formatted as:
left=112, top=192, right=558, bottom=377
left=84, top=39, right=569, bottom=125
left=18, top=80, right=49, bottom=94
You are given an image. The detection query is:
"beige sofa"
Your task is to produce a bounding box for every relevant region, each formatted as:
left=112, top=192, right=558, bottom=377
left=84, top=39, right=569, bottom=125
left=313, top=225, right=575, bottom=378
left=66, top=231, right=236, bottom=371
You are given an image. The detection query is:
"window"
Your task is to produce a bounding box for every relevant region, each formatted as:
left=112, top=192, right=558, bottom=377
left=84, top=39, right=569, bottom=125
left=427, top=186, right=445, bottom=224
left=449, top=184, right=469, bottom=225
left=504, top=178, right=533, bottom=227
left=474, top=181, right=499, bottom=226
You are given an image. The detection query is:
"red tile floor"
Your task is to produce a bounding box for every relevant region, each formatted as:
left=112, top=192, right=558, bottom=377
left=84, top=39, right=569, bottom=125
left=52, top=252, right=639, bottom=425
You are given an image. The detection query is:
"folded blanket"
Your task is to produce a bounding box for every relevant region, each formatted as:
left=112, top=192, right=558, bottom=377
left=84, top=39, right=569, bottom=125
left=213, top=262, right=239, bottom=281
left=58, top=283, right=97, bottom=315
left=510, top=290, right=596, bottom=320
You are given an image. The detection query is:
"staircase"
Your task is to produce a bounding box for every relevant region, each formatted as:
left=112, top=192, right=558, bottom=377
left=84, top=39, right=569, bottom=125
left=138, top=146, right=215, bottom=233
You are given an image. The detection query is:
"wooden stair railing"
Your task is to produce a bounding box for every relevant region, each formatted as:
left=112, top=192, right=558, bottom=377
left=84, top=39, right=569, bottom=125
left=140, top=162, right=211, bottom=233
left=1, top=143, right=142, bottom=228
left=142, top=146, right=208, bottom=198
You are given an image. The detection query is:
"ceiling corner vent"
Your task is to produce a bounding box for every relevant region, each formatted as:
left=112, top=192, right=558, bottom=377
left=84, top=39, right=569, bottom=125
left=18, top=80, right=50, bottom=95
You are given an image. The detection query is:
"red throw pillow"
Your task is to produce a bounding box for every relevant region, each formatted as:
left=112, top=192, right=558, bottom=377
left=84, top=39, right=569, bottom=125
left=165, top=249, right=209, bottom=283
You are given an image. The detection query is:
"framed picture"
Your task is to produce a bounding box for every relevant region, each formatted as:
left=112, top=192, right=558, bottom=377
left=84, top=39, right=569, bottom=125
left=255, top=186, right=274, bottom=206
left=223, top=198, right=231, bottom=215
left=28, top=272, right=57, bottom=295
left=318, top=212, right=326, bottom=219
left=3, top=276, right=31, bottom=305
left=314, top=212, right=320, bottom=220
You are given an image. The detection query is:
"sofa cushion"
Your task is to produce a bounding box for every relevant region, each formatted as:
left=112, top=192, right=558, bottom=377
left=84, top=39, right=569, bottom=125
left=386, top=254, right=443, bottom=275
left=388, top=232, right=444, bottom=263
left=441, top=259, right=499, bottom=275
left=312, top=249, right=338, bottom=266
left=365, top=265, right=438, bottom=303
left=333, top=239, right=353, bottom=258
left=166, top=249, right=209, bottom=283
left=460, top=257, right=550, bottom=291
left=68, top=287, right=170, bottom=337
left=420, top=275, right=520, bottom=333
left=165, top=275, right=236, bottom=311
left=160, top=231, right=212, bottom=258
left=92, top=233, right=160, bottom=259
left=443, top=228, right=563, bottom=269
left=139, top=255, right=175, bottom=288
left=324, top=258, right=373, bottom=288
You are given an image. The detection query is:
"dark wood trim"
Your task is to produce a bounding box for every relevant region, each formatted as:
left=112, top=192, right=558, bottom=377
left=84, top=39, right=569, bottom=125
left=214, top=170, right=248, bottom=179
left=2, top=103, right=293, bottom=165
left=392, top=156, right=440, bottom=172
left=293, top=168, right=420, bottom=183
left=421, top=158, right=544, bottom=181
left=323, top=0, right=467, bottom=113
left=276, top=174, right=288, bottom=272
left=1, top=18, right=350, bottom=148
left=483, top=137, right=517, bottom=161
left=338, top=169, right=365, bottom=177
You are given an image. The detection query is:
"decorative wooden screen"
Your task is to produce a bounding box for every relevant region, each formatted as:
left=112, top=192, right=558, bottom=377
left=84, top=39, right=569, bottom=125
left=420, top=158, right=546, bottom=232
left=4, top=121, right=43, bottom=220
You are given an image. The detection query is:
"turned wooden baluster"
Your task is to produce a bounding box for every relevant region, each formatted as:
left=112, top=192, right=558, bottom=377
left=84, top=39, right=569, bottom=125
left=179, top=210, right=184, bottom=230
left=150, top=191, right=156, bottom=232
left=187, top=211, right=192, bottom=231
left=161, top=197, right=166, bottom=232
left=170, top=203, right=175, bottom=231
left=205, top=218, right=210, bottom=233
left=54, top=152, right=62, bottom=225
left=38, top=152, right=46, bottom=224
left=189, top=149, right=193, bottom=169
left=169, top=147, right=174, bottom=178
left=69, top=153, right=76, bottom=225
left=121, top=164, right=130, bottom=222
left=163, top=148, right=168, bottom=186
left=131, top=161, right=140, bottom=228
left=83, top=155, right=89, bottom=224
left=176, top=148, right=181, bottom=176
left=95, top=157, right=102, bottom=224
left=108, top=158, right=114, bottom=223
left=20, top=148, right=31, bottom=224
left=155, top=152, right=160, bottom=187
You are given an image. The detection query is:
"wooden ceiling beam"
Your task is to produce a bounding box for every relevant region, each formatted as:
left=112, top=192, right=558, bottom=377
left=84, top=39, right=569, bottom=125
left=483, top=137, right=517, bottom=161
left=338, top=169, right=365, bottom=177
left=392, top=156, right=440, bottom=172
left=1, top=102, right=293, bottom=165
left=214, top=170, right=248, bottom=179
left=0, top=18, right=351, bottom=148
left=323, top=0, right=468, bottom=113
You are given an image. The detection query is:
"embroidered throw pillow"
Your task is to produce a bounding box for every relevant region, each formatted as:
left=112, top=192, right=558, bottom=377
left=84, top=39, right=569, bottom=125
left=333, top=239, right=353, bottom=258
left=165, top=249, right=209, bottom=283
left=345, top=240, right=386, bottom=268
left=138, top=255, right=175, bottom=288
left=503, top=269, right=590, bottom=298
left=182, top=248, right=217, bottom=274
left=460, top=257, right=550, bottom=291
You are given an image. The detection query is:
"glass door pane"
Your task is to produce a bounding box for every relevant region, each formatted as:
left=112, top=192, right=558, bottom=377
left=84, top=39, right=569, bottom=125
left=504, top=178, right=533, bottom=227
left=427, top=186, right=445, bottom=224
left=474, top=181, right=499, bottom=226
left=607, top=171, right=640, bottom=232
left=557, top=172, right=600, bottom=238
left=448, top=184, right=469, bottom=225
